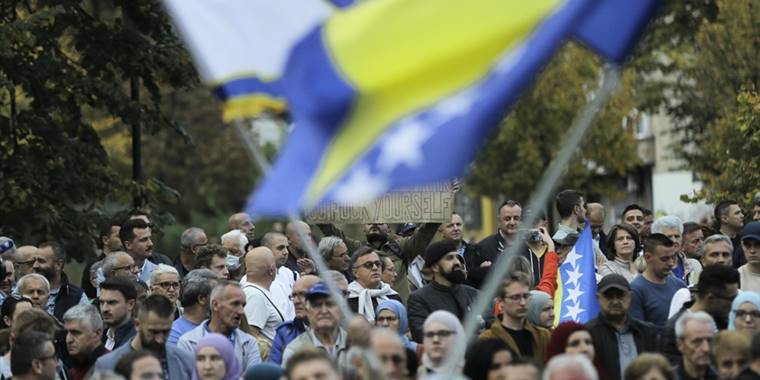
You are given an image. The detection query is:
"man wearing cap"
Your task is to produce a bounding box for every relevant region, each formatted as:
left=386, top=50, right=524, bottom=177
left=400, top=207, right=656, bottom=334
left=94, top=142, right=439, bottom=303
left=281, top=282, right=348, bottom=367
left=407, top=239, right=479, bottom=342
left=739, top=222, right=760, bottom=293
left=586, top=274, right=659, bottom=380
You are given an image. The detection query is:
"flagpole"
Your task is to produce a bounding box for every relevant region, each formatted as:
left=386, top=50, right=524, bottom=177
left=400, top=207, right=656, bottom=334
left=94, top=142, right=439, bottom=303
left=434, top=64, right=622, bottom=377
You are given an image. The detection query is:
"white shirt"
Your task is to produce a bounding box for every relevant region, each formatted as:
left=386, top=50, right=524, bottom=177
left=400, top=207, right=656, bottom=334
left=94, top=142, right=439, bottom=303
left=242, top=283, right=284, bottom=341
left=739, top=265, right=760, bottom=293
left=270, top=267, right=297, bottom=321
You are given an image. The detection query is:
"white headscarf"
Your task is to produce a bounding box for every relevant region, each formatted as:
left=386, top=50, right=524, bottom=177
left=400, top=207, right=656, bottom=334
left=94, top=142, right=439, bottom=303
left=421, top=310, right=465, bottom=374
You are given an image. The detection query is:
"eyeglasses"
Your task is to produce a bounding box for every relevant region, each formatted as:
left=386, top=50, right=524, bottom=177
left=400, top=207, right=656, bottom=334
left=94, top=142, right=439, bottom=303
left=354, top=260, right=382, bottom=270
left=379, top=354, right=405, bottom=365
left=154, top=281, right=180, bottom=290
left=376, top=315, right=398, bottom=323
left=504, top=293, right=532, bottom=302
left=112, top=264, right=138, bottom=273
left=423, top=330, right=455, bottom=339
left=735, top=310, right=760, bottom=320
left=16, top=259, right=35, bottom=267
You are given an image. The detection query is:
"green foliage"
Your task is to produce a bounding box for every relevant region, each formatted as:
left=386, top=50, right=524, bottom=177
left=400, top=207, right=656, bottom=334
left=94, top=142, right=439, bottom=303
left=0, top=0, right=197, bottom=261
left=467, top=44, right=640, bottom=203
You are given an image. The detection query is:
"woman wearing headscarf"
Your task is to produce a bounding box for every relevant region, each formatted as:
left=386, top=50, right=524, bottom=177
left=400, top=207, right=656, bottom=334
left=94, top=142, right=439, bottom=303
left=526, top=290, right=555, bottom=330
left=545, top=321, right=607, bottom=379
left=418, top=310, right=465, bottom=377
left=728, top=291, right=760, bottom=335
left=193, top=333, right=242, bottom=380
left=376, top=299, right=419, bottom=354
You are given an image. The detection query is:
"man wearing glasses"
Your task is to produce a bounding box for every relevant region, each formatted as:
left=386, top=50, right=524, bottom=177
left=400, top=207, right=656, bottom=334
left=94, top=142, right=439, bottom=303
left=9, top=330, right=58, bottom=380
left=479, top=272, right=550, bottom=363
left=14, top=245, right=38, bottom=280
left=407, top=239, right=478, bottom=343
left=269, top=274, right=321, bottom=365
left=347, top=247, right=402, bottom=323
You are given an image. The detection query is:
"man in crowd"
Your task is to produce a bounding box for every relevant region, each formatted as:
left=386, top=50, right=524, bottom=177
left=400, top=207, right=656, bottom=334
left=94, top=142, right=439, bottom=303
left=10, top=331, right=58, bottom=380
left=285, top=221, right=316, bottom=275
left=260, top=231, right=298, bottom=321
left=0, top=255, right=14, bottom=299
left=702, top=234, right=734, bottom=268
left=407, top=239, right=478, bottom=342
left=194, top=244, right=229, bottom=280
left=477, top=201, right=527, bottom=275
left=553, top=190, right=606, bottom=270
left=347, top=247, right=402, bottom=323
left=62, top=304, right=107, bottom=380
left=682, top=222, right=705, bottom=260
left=178, top=281, right=261, bottom=368
left=95, top=294, right=194, bottom=377
left=33, top=242, right=86, bottom=320
left=120, top=218, right=156, bottom=284
left=662, top=265, right=739, bottom=363
left=284, top=349, right=342, bottom=380
left=101, top=251, right=139, bottom=283
left=587, top=274, right=658, bottom=380
left=439, top=212, right=484, bottom=288
left=368, top=328, right=407, bottom=380
left=318, top=236, right=352, bottom=282
left=174, top=227, right=207, bottom=278
left=675, top=311, right=719, bottom=380
left=243, top=247, right=285, bottom=353
left=168, top=269, right=219, bottom=345
left=739, top=222, right=760, bottom=292
left=282, top=282, right=348, bottom=366
left=319, top=220, right=439, bottom=302
left=99, top=277, right=137, bottom=350
left=14, top=245, right=38, bottom=279
left=629, top=233, right=686, bottom=326
left=651, top=216, right=701, bottom=285
left=270, top=274, right=321, bottom=365
left=82, top=218, right=122, bottom=298
left=587, top=202, right=609, bottom=257
left=716, top=200, right=746, bottom=268
left=221, top=229, right=248, bottom=281
left=126, top=210, right=173, bottom=266
left=480, top=272, right=550, bottom=363
left=229, top=212, right=256, bottom=242
left=738, top=333, right=760, bottom=379
left=622, top=204, right=647, bottom=236
left=17, top=273, right=50, bottom=311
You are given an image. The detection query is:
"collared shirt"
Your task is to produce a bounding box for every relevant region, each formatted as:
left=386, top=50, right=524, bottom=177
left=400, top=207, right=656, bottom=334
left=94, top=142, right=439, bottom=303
left=616, top=326, right=638, bottom=379
left=105, top=327, right=117, bottom=351
left=138, top=259, right=157, bottom=284
left=307, top=328, right=347, bottom=358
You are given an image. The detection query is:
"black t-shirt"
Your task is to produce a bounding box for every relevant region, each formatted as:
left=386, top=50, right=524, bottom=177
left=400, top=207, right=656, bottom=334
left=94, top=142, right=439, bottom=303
left=505, top=326, right=533, bottom=358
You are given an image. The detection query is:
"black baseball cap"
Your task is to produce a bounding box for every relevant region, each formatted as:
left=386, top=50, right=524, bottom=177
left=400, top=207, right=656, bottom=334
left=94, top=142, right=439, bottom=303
left=597, top=274, right=630, bottom=293
left=742, top=222, right=760, bottom=242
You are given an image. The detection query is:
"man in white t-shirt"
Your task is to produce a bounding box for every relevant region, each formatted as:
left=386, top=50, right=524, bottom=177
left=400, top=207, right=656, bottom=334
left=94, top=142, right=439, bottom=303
left=260, top=232, right=297, bottom=321
left=243, top=247, right=285, bottom=344
left=738, top=222, right=760, bottom=292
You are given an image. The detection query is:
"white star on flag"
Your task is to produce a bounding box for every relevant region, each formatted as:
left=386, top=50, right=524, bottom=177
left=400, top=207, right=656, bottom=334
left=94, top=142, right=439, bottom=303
left=332, top=165, right=389, bottom=203
left=377, top=121, right=433, bottom=172
left=435, top=91, right=475, bottom=118
left=565, top=266, right=583, bottom=288
left=564, top=248, right=582, bottom=267
left=564, top=303, right=585, bottom=320
left=566, top=286, right=584, bottom=304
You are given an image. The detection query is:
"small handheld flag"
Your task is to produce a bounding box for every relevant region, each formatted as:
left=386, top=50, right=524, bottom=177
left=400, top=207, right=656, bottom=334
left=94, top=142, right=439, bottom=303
left=553, top=223, right=600, bottom=325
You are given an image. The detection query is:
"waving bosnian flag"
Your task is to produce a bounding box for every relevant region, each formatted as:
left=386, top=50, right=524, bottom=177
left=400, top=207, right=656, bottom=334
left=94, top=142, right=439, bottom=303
left=163, top=0, right=659, bottom=216
left=553, top=223, right=600, bottom=325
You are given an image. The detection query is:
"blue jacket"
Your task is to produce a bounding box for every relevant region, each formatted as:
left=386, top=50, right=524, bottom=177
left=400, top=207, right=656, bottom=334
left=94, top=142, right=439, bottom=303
left=94, top=340, right=194, bottom=380
left=101, top=320, right=136, bottom=350
left=269, top=318, right=307, bottom=365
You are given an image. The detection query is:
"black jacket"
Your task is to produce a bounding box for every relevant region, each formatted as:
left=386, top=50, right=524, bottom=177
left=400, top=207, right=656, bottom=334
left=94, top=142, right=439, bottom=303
left=101, top=319, right=136, bottom=351
left=586, top=313, right=659, bottom=380
left=475, top=233, right=540, bottom=285
left=53, top=273, right=86, bottom=321
left=461, top=241, right=488, bottom=289
left=407, top=281, right=479, bottom=343
left=737, top=368, right=760, bottom=380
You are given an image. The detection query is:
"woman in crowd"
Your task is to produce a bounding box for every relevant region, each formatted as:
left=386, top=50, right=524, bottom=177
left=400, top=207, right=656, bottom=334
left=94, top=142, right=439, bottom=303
left=527, top=290, right=554, bottom=329
left=599, top=224, right=640, bottom=282
left=114, top=350, right=164, bottom=380
left=193, top=333, right=241, bottom=380
left=729, top=291, right=760, bottom=335
left=463, top=339, right=515, bottom=380
left=623, top=353, right=674, bottom=380
left=418, top=310, right=464, bottom=376
left=545, top=321, right=606, bottom=378
left=0, top=295, right=33, bottom=329
left=712, top=331, right=750, bottom=380
left=375, top=299, right=418, bottom=354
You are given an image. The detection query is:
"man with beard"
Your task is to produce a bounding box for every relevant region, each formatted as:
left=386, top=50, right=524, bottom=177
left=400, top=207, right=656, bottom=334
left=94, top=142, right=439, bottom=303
left=553, top=190, right=607, bottom=271
left=177, top=281, right=262, bottom=369
left=319, top=221, right=439, bottom=302
left=661, top=265, right=739, bottom=364
left=479, top=272, right=549, bottom=363
left=120, top=218, right=157, bottom=284
left=347, top=247, right=402, bottom=323
left=439, top=212, right=485, bottom=288
left=407, top=239, right=479, bottom=342
left=586, top=274, right=659, bottom=380
left=32, top=242, right=87, bottom=320
left=95, top=294, right=194, bottom=379
left=62, top=304, right=107, bottom=380
left=99, top=277, right=137, bottom=351
left=270, top=275, right=321, bottom=365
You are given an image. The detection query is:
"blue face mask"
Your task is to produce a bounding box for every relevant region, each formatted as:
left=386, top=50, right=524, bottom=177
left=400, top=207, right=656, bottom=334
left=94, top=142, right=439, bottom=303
left=226, top=254, right=241, bottom=271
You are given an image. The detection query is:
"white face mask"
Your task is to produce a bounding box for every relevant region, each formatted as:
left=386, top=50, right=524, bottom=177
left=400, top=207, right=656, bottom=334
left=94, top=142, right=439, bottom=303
left=226, top=255, right=241, bottom=271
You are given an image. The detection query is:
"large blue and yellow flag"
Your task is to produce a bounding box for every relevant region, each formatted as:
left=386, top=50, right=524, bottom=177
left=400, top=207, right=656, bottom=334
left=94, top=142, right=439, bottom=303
left=164, top=0, right=658, bottom=216
left=553, top=223, right=600, bottom=325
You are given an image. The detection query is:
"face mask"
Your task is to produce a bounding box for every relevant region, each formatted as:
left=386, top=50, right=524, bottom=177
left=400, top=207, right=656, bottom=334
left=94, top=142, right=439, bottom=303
left=226, top=255, right=240, bottom=271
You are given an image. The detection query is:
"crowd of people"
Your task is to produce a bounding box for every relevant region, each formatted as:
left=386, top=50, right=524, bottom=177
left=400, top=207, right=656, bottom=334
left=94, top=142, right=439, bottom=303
left=2, top=190, right=760, bottom=380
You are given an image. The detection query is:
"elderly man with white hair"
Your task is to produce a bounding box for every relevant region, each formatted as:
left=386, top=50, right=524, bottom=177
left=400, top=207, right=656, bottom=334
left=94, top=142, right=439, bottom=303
left=221, top=229, right=248, bottom=280
left=674, top=311, right=719, bottom=380
left=16, top=273, right=51, bottom=311
left=652, top=215, right=702, bottom=285
left=149, top=264, right=181, bottom=316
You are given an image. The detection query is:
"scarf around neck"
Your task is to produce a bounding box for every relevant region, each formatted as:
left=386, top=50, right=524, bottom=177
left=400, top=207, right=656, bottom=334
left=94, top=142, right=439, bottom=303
left=347, top=281, right=397, bottom=322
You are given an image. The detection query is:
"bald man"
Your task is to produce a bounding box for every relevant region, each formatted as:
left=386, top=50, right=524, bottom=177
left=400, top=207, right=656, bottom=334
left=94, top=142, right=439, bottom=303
left=15, top=245, right=38, bottom=278
left=369, top=328, right=408, bottom=380
left=242, top=247, right=284, bottom=355
left=284, top=221, right=316, bottom=275
left=229, top=212, right=256, bottom=241
left=587, top=203, right=609, bottom=257
left=270, top=274, right=321, bottom=365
